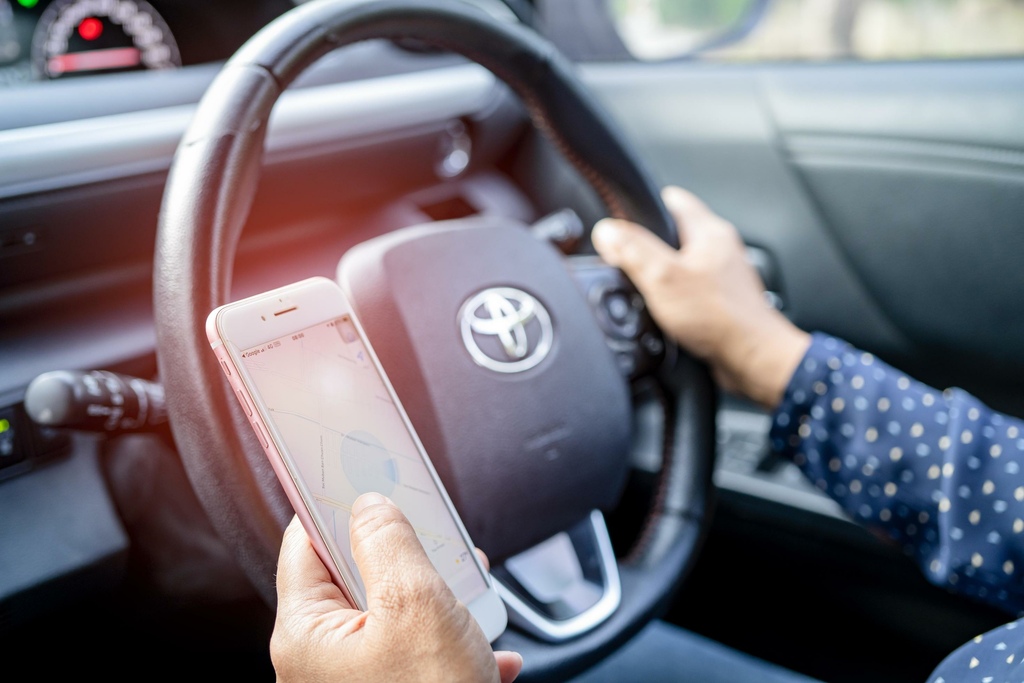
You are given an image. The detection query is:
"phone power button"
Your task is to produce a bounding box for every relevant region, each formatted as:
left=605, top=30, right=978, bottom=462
left=253, top=422, right=269, bottom=449
left=236, top=389, right=253, bottom=416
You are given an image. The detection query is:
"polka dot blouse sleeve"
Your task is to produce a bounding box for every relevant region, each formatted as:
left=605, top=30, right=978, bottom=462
left=926, top=618, right=1024, bottom=683
left=769, top=333, right=1024, bottom=613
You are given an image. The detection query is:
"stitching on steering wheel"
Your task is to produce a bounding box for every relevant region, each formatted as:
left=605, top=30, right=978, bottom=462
left=390, top=32, right=629, bottom=221
left=624, top=378, right=676, bottom=565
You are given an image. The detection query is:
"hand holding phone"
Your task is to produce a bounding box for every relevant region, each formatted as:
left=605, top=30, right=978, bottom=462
left=207, top=276, right=507, bottom=642
left=273, top=509, right=523, bottom=683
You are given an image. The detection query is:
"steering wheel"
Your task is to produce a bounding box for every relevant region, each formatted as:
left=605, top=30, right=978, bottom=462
left=153, top=0, right=716, bottom=680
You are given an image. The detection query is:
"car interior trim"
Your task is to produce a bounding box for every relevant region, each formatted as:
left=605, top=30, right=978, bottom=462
left=0, top=62, right=498, bottom=199
left=785, top=133, right=1024, bottom=173
left=714, top=469, right=848, bottom=522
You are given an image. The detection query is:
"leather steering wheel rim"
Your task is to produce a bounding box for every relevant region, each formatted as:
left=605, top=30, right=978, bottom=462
left=153, top=0, right=716, bottom=679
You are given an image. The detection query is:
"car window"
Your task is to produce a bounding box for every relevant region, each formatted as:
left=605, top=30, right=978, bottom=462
left=604, top=0, right=1024, bottom=62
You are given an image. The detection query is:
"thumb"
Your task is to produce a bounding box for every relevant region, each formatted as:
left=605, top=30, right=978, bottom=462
left=495, top=651, right=524, bottom=683
left=348, top=492, right=450, bottom=613
left=275, top=515, right=353, bottom=612
left=592, top=217, right=679, bottom=289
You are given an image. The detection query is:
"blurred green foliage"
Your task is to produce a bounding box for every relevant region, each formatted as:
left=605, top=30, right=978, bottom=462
left=660, top=0, right=753, bottom=27
left=609, top=0, right=1024, bottom=60
left=610, top=0, right=756, bottom=29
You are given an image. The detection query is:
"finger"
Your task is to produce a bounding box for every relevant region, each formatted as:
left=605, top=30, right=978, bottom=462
left=275, top=515, right=354, bottom=613
left=494, top=651, right=524, bottom=683
left=348, top=492, right=449, bottom=613
left=661, top=185, right=712, bottom=245
left=475, top=547, right=490, bottom=573
left=661, top=185, right=710, bottom=216
left=592, top=217, right=678, bottom=288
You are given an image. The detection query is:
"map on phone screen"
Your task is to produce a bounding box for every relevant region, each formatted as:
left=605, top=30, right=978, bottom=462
left=239, top=315, right=487, bottom=604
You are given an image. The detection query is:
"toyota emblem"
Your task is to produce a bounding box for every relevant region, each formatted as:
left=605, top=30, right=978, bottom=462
left=458, top=287, right=553, bottom=374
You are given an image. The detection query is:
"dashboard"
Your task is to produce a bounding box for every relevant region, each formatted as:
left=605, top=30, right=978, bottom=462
left=0, top=0, right=296, bottom=86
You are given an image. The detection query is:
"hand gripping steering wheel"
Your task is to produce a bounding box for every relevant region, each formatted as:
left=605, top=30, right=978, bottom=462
left=153, top=1, right=716, bottom=680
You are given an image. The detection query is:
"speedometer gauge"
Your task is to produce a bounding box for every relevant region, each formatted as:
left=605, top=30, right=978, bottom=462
left=31, top=0, right=180, bottom=79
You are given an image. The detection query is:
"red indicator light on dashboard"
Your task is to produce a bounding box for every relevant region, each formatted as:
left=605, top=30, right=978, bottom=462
left=78, top=17, right=104, bottom=41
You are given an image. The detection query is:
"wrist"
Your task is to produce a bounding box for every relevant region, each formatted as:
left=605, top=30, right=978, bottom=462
left=718, top=313, right=811, bottom=410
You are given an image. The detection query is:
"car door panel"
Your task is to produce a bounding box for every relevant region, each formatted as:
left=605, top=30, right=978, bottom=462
left=580, top=59, right=1024, bottom=414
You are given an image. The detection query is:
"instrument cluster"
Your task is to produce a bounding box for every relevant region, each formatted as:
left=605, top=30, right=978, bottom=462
left=0, top=0, right=296, bottom=87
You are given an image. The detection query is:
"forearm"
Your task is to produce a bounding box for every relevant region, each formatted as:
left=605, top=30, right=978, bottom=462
left=771, top=334, right=1024, bottom=612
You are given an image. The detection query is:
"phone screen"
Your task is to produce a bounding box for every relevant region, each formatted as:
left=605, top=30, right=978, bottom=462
left=239, top=315, right=488, bottom=606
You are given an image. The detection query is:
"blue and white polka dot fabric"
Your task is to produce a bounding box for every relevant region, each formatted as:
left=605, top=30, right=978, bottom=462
left=770, top=333, right=1024, bottom=682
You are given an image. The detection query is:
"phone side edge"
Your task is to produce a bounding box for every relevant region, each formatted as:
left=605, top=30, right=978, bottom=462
left=205, top=285, right=369, bottom=611
left=467, top=580, right=510, bottom=643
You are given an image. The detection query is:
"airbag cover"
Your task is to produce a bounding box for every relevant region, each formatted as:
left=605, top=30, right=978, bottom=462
left=337, top=216, right=632, bottom=561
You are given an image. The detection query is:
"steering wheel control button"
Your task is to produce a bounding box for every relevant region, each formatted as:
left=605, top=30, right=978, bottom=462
left=605, top=292, right=631, bottom=324
left=615, top=350, right=637, bottom=376
left=641, top=333, right=664, bottom=357
left=599, top=288, right=641, bottom=339
left=605, top=293, right=628, bottom=321
left=568, top=259, right=668, bottom=379
left=459, top=287, right=553, bottom=374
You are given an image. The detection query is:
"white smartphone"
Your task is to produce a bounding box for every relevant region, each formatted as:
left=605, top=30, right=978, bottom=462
left=206, top=276, right=508, bottom=642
